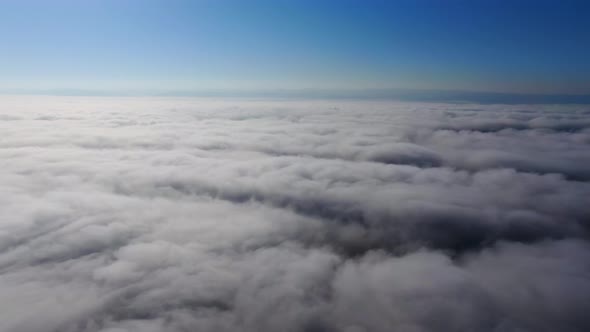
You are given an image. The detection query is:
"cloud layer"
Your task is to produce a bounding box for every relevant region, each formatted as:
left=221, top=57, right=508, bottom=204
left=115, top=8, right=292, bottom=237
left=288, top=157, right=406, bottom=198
left=0, top=96, right=589, bottom=332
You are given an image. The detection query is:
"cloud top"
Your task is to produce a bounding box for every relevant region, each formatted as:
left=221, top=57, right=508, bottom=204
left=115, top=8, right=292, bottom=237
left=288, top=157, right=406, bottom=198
left=0, top=96, right=589, bottom=332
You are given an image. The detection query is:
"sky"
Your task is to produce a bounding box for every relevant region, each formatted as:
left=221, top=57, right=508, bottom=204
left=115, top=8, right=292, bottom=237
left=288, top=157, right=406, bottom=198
left=1, top=0, right=589, bottom=96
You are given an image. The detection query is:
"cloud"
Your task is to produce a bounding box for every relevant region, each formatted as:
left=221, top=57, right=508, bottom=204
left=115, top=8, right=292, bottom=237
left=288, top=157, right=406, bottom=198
left=0, top=96, right=589, bottom=332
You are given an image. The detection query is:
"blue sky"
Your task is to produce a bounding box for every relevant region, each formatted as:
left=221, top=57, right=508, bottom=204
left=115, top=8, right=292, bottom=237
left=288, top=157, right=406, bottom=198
left=1, top=0, right=589, bottom=95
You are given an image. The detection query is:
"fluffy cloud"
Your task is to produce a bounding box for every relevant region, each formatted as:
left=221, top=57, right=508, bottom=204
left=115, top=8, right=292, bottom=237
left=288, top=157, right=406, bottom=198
left=0, top=96, right=589, bottom=332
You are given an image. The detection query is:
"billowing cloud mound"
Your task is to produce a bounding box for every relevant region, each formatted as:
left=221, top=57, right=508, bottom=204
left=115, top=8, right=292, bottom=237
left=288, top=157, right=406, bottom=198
left=0, top=96, right=589, bottom=332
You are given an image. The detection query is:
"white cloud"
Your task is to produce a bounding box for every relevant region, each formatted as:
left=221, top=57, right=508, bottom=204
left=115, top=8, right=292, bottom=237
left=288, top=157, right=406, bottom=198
left=0, top=96, right=589, bottom=332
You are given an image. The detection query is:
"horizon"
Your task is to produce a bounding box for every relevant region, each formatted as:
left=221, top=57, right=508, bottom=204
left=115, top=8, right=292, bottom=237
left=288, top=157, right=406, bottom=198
left=4, top=87, right=590, bottom=105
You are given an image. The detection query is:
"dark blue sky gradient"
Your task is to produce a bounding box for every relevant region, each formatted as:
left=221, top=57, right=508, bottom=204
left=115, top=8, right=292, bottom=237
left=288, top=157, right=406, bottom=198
left=1, top=0, right=589, bottom=95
